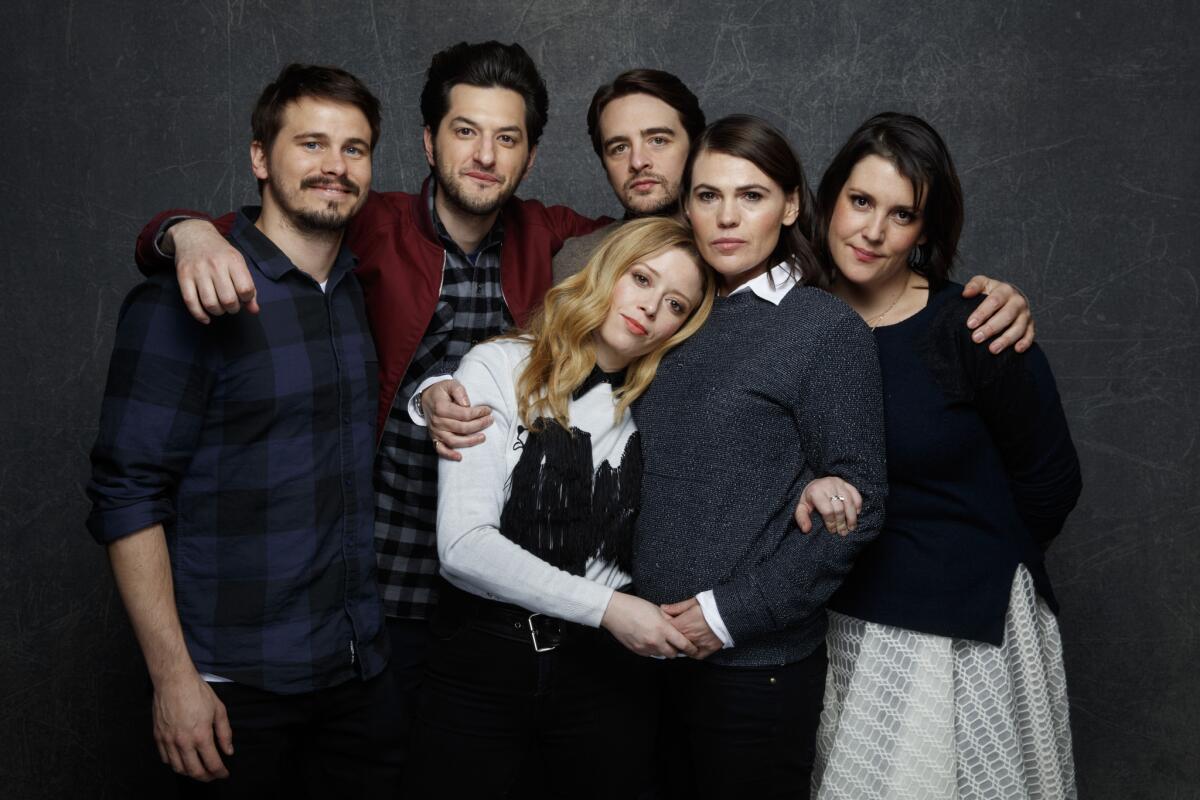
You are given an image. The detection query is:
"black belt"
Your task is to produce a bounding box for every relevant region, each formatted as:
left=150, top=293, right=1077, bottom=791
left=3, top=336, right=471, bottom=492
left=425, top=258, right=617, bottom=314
left=437, top=579, right=599, bottom=653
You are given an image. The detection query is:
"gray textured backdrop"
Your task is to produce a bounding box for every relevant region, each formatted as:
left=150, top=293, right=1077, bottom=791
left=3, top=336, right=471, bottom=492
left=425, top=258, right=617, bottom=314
left=2, top=1, right=1197, bottom=797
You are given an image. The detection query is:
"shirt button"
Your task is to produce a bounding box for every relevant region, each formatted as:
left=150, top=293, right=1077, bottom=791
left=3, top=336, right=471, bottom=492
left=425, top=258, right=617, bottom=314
left=768, top=677, right=777, bottom=685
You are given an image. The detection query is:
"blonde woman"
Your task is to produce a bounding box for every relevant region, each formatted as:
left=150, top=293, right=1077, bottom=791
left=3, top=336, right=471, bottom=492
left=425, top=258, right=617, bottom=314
left=407, top=217, right=715, bottom=798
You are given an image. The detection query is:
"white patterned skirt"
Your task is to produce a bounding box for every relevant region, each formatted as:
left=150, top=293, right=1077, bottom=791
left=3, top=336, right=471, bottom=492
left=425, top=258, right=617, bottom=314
left=813, top=565, right=1076, bottom=800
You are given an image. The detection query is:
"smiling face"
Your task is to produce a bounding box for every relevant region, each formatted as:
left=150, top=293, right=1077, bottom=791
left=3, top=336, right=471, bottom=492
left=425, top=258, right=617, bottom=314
left=598, top=93, right=691, bottom=216
left=251, top=96, right=373, bottom=232
left=423, top=84, right=535, bottom=217
left=685, top=150, right=800, bottom=292
left=592, top=246, right=706, bottom=371
left=828, top=154, right=927, bottom=291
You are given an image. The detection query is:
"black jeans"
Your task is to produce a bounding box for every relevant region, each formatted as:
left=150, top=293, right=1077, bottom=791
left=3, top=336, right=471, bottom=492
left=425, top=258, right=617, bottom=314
left=659, top=644, right=828, bottom=800
left=406, top=593, right=660, bottom=799
left=175, top=669, right=405, bottom=799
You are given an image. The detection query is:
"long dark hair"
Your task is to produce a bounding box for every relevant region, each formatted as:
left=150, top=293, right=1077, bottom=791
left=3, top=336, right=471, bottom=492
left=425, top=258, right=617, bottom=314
left=814, top=112, right=963, bottom=287
left=680, top=114, right=823, bottom=286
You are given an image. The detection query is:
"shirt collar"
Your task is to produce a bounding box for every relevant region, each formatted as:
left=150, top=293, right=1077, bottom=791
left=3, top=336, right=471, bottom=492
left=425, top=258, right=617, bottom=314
left=427, top=182, right=506, bottom=261
left=572, top=364, right=627, bottom=400
left=229, top=207, right=358, bottom=286
left=726, top=261, right=798, bottom=305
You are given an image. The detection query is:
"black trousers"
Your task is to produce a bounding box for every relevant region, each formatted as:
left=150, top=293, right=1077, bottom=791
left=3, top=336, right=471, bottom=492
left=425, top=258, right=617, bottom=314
left=175, top=669, right=405, bottom=799
left=658, top=644, right=828, bottom=800
left=406, top=594, right=660, bottom=799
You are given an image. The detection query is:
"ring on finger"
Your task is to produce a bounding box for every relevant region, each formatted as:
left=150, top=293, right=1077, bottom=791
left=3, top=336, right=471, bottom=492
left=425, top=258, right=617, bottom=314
left=829, top=494, right=845, bottom=502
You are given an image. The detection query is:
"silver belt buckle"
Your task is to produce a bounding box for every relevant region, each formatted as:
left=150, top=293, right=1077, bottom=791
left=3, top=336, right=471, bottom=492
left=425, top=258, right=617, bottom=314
left=527, top=613, right=558, bottom=653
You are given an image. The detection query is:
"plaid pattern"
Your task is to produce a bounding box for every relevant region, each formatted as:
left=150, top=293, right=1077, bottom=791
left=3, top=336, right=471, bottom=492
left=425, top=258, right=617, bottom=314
left=373, top=187, right=512, bottom=619
left=87, top=208, right=388, bottom=694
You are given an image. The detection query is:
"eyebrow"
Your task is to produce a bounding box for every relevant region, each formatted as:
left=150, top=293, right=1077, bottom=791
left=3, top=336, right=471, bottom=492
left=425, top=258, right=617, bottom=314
left=450, top=116, right=524, bottom=135
left=693, top=182, right=773, bottom=194
left=633, top=260, right=661, bottom=277
left=292, top=132, right=372, bottom=150
left=845, top=184, right=919, bottom=211
left=603, top=126, right=677, bottom=150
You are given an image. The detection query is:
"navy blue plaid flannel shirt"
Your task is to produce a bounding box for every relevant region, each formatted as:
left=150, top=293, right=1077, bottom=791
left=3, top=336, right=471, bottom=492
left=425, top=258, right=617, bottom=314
left=87, top=208, right=387, bottom=694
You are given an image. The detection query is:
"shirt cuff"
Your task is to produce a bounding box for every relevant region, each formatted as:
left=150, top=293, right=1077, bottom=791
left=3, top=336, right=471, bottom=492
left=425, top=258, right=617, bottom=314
left=154, top=215, right=201, bottom=260
left=696, top=590, right=735, bottom=649
left=407, top=374, right=453, bottom=426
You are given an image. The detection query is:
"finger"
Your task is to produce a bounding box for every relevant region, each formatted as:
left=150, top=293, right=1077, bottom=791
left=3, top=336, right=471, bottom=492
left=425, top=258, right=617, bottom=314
left=194, top=276, right=226, bottom=318
left=433, top=401, right=492, bottom=424
left=432, top=439, right=464, bottom=463
left=165, top=742, right=186, bottom=775
left=214, top=701, right=234, bottom=756
left=211, top=269, right=244, bottom=315
left=966, top=293, right=1005, bottom=335
left=960, top=274, right=988, bottom=298
left=155, top=737, right=169, bottom=764
left=179, top=743, right=210, bottom=781
left=1014, top=319, right=1036, bottom=353
left=666, top=626, right=698, bottom=658
left=448, top=383, right=473, bottom=406
left=432, top=413, right=493, bottom=436
left=973, top=302, right=1020, bottom=345
left=843, top=490, right=859, bottom=532
left=846, top=483, right=864, bottom=514
left=435, top=432, right=487, bottom=450
left=794, top=500, right=813, bottom=533
left=178, top=278, right=212, bottom=325
left=230, top=262, right=258, bottom=310
left=660, top=599, right=696, bottom=616
left=196, top=736, right=229, bottom=780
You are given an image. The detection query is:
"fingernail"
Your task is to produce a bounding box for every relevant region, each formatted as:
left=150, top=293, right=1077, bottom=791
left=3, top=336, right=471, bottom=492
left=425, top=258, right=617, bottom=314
left=967, top=317, right=978, bottom=328
left=972, top=331, right=985, bottom=342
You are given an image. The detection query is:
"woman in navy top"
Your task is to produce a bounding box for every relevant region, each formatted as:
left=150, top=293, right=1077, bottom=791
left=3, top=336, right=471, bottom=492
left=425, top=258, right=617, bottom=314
left=810, top=113, right=1082, bottom=799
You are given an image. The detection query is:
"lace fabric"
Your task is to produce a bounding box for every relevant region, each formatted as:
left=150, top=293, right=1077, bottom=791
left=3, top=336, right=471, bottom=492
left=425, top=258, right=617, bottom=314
left=815, top=565, right=1076, bottom=799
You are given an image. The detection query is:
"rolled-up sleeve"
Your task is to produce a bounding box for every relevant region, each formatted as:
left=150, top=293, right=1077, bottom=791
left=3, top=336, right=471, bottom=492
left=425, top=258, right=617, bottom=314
left=86, top=278, right=217, bottom=544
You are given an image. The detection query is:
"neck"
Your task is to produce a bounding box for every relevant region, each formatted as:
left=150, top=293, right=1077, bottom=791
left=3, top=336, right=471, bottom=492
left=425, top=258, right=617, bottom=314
left=434, top=187, right=499, bottom=255
left=256, top=203, right=343, bottom=284
left=834, top=268, right=924, bottom=327
left=719, top=260, right=771, bottom=297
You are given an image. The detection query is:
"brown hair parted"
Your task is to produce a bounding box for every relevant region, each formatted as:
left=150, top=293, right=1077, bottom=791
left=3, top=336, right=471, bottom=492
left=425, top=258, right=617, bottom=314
left=251, top=63, right=382, bottom=154
left=586, top=69, right=706, bottom=157
left=814, top=112, right=964, bottom=287
left=680, top=114, right=824, bottom=287
left=420, top=41, right=550, bottom=146
left=512, top=217, right=716, bottom=430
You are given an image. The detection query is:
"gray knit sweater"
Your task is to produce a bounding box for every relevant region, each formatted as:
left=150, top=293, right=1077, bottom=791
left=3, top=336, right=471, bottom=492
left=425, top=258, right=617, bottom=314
left=632, top=285, right=887, bottom=667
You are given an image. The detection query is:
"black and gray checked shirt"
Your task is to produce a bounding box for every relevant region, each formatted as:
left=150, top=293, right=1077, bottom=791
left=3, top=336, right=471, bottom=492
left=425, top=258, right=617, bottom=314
left=88, top=208, right=388, bottom=694
left=373, top=187, right=512, bottom=619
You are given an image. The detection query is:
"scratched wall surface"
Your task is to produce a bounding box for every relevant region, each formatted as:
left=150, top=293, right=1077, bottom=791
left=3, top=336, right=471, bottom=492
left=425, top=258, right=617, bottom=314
left=2, top=1, right=1196, bottom=797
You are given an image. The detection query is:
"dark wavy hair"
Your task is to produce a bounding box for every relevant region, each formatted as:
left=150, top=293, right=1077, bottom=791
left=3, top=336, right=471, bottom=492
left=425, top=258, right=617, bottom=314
left=681, top=114, right=823, bottom=286
left=586, top=69, right=706, bottom=156
left=814, top=112, right=963, bottom=287
left=420, top=41, right=549, bottom=146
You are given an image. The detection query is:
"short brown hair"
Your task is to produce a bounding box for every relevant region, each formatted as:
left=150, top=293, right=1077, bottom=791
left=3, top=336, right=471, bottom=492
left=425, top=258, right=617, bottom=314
left=251, top=63, right=382, bottom=153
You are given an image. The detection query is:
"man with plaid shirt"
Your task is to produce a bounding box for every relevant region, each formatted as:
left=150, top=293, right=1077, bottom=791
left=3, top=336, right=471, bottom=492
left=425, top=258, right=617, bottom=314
left=130, top=41, right=607, bottom=761
left=88, top=65, right=405, bottom=795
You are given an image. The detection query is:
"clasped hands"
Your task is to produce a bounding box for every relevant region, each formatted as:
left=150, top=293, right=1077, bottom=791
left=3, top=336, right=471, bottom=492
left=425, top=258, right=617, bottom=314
left=601, top=592, right=724, bottom=660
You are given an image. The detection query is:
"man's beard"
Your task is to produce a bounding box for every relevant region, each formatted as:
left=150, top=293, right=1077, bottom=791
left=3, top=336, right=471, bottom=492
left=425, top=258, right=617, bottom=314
left=620, top=172, right=680, bottom=218
left=277, top=174, right=362, bottom=233
left=433, top=147, right=524, bottom=217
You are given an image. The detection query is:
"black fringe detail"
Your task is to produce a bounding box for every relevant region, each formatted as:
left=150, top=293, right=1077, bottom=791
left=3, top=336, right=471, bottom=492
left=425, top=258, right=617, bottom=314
left=499, top=421, right=641, bottom=576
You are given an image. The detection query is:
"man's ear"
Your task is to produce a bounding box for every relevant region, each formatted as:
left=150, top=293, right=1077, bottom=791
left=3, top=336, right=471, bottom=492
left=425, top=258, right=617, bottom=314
left=423, top=126, right=435, bottom=169
left=524, top=144, right=538, bottom=176
left=251, top=140, right=269, bottom=182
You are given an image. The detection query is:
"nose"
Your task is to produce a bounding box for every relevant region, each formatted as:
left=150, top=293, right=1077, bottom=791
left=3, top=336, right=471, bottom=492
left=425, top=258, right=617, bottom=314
left=862, top=211, right=886, bottom=244
left=630, top=142, right=650, bottom=172
left=322, top=148, right=348, bottom=176
left=716, top=197, right=739, bottom=229
left=474, top=136, right=496, bottom=168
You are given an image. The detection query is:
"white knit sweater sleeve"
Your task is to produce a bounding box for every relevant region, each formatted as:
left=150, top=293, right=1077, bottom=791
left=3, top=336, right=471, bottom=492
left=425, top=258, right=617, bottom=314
left=435, top=340, right=616, bottom=628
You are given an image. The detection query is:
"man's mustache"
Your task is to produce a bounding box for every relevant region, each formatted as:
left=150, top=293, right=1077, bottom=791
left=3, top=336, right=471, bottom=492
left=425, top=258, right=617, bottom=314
left=301, top=175, right=361, bottom=195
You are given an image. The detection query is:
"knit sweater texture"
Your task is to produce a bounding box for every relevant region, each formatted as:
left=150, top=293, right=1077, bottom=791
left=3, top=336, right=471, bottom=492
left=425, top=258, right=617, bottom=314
left=633, top=285, right=888, bottom=667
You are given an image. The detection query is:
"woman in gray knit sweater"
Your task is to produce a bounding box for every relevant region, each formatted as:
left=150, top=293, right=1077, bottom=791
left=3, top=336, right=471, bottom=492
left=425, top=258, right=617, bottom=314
left=632, top=115, right=889, bottom=799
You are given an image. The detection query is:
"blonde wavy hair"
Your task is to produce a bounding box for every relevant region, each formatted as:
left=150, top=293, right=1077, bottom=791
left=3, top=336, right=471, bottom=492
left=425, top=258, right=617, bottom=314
left=512, top=216, right=716, bottom=430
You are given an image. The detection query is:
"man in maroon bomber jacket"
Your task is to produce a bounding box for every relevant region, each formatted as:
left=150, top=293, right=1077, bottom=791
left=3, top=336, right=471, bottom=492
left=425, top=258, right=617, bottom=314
left=132, top=41, right=607, bottom=774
